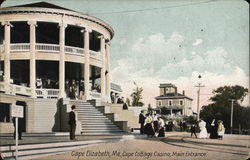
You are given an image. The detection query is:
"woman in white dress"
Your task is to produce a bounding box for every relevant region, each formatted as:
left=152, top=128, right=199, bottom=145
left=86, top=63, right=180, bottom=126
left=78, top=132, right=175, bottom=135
left=198, top=120, right=208, bottom=138
left=217, top=120, right=225, bottom=139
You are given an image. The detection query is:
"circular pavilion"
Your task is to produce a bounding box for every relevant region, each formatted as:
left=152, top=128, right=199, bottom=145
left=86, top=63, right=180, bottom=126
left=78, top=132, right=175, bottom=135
left=0, top=1, right=113, bottom=101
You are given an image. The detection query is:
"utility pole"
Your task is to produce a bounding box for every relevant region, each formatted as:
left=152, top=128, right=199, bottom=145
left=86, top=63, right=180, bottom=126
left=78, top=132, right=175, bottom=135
left=230, top=99, right=235, bottom=134
left=195, top=75, right=205, bottom=121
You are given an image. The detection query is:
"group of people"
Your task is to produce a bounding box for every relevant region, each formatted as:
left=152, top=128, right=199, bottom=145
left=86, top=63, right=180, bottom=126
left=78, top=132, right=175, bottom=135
left=190, top=119, right=225, bottom=139
left=65, top=80, right=85, bottom=100
left=139, top=111, right=165, bottom=137
left=36, top=78, right=59, bottom=89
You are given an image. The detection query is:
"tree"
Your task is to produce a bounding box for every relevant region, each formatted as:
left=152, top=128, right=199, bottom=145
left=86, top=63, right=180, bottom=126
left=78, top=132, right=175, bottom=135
left=130, top=84, right=144, bottom=106
left=200, top=85, right=248, bottom=133
left=126, top=97, right=131, bottom=106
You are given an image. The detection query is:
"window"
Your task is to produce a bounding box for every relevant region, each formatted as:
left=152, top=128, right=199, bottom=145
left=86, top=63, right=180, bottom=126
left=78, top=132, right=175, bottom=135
left=0, top=103, right=11, bottom=122
left=168, top=100, right=173, bottom=106
left=158, top=101, right=162, bottom=107
left=179, top=100, right=184, bottom=106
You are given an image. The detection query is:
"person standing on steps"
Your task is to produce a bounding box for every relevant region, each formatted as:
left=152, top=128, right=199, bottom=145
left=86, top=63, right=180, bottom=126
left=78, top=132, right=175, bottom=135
left=139, top=110, right=145, bottom=134
left=68, top=105, right=77, bottom=140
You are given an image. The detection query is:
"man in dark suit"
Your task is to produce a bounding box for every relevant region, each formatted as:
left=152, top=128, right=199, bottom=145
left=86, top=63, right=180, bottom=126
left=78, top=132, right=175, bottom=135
left=139, top=111, right=145, bottom=134
left=190, top=124, right=197, bottom=138
left=68, top=105, right=77, bottom=140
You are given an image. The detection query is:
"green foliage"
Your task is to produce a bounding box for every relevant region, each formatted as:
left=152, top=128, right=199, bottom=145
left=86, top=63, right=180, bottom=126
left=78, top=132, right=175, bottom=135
left=130, top=84, right=144, bottom=106
left=148, top=106, right=153, bottom=114
left=160, top=106, right=168, bottom=115
left=184, top=116, right=197, bottom=125
left=200, top=85, right=249, bottom=132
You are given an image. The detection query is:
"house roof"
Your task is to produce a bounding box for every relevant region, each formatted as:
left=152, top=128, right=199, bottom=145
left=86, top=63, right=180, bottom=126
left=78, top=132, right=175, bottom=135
left=4, top=2, right=73, bottom=11
left=159, top=83, right=176, bottom=88
left=155, top=93, right=193, bottom=100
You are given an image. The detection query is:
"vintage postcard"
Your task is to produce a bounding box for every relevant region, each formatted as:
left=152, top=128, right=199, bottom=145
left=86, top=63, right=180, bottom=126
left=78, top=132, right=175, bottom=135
left=0, top=0, right=249, bottom=160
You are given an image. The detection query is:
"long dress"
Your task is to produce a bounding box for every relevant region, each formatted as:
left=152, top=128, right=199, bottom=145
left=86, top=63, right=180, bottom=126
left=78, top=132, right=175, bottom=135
left=198, top=120, right=208, bottom=138
left=153, top=115, right=159, bottom=133
left=217, top=122, right=225, bottom=139
left=144, top=116, right=155, bottom=137
left=158, top=118, right=165, bottom=137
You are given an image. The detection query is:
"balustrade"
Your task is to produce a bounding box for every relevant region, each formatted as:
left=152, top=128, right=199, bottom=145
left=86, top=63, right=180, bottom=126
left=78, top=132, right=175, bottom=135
left=10, top=43, right=30, bottom=52
left=64, top=46, right=84, bottom=55
left=36, top=88, right=59, bottom=99
left=89, top=50, right=101, bottom=61
left=35, top=43, right=60, bottom=53
left=89, top=90, right=101, bottom=99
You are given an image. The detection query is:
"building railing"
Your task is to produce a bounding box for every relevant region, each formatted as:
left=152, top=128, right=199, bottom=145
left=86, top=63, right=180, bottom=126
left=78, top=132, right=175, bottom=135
left=0, top=44, right=4, bottom=54
left=89, top=50, right=101, bottom=61
left=4, top=43, right=100, bottom=58
left=65, top=46, right=84, bottom=56
left=36, top=43, right=60, bottom=53
left=89, top=90, right=101, bottom=99
left=36, top=88, right=59, bottom=99
left=10, top=43, right=30, bottom=52
left=0, top=82, right=32, bottom=96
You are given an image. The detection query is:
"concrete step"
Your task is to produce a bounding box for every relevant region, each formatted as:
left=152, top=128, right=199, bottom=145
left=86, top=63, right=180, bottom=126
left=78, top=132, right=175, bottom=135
left=82, top=126, right=120, bottom=129
left=78, top=117, right=109, bottom=120
left=83, top=129, right=123, bottom=132
left=1, top=139, right=118, bottom=160
left=77, top=115, right=107, bottom=118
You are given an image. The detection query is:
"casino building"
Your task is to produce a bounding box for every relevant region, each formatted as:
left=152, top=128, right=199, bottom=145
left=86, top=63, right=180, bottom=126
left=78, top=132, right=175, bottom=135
left=0, top=2, right=125, bottom=134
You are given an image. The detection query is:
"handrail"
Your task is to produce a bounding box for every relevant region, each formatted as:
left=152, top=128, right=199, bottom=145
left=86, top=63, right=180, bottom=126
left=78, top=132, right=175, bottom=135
left=10, top=43, right=30, bottom=52
left=5, top=43, right=100, bottom=58
left=36, top=88, right=59, bottom=99
left=36, top=43, right=60, bottom=53
left=65, top=46, right=84, bottom=56
left=89, top=50, right=101, bottom=60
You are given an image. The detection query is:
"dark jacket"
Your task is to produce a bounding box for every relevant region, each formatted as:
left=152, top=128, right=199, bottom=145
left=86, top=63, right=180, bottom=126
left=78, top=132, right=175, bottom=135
left=191, top=125, right=196, bottom=133
left=68, top=111, right=76, bottom=125
left=139, top=113, right=145, bottom=124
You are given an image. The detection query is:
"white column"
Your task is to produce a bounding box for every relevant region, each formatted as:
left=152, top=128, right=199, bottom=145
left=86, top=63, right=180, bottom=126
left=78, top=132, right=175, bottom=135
left=28, top=21, right=37, bottom=98
left=83, top=28, right=91, bottom=100
left=105, top=42, right=111, bottom=102
left=2, top=22, right=11, bottom=94
left=59, top=23, right=67, bottom=98
left=100, top=36, right=106, bottom=100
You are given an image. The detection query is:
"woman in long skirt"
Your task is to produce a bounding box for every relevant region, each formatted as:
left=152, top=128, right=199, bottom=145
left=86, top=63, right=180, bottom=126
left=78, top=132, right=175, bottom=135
left=144, top=114, right=155, bottom=137
left=158, top=117, right=165, bottom=137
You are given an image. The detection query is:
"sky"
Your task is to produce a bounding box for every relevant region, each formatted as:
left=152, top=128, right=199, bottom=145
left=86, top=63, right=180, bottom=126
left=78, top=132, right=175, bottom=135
left=2, top=0, right=249, bottom=108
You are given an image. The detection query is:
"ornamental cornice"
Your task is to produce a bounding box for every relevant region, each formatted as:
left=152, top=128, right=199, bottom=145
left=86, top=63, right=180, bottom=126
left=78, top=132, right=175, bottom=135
left=0, top=7, right=114, bottom=39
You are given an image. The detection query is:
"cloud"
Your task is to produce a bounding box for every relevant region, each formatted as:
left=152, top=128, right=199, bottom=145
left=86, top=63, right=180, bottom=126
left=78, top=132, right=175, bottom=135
left=110, top=32, right=249, bottom=109
left=192, top=39, right=203, bottom=46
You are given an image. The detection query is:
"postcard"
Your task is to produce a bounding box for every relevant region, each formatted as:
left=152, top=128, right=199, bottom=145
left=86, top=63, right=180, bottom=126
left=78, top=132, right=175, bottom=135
left=0, top=0, right=249, bottom=160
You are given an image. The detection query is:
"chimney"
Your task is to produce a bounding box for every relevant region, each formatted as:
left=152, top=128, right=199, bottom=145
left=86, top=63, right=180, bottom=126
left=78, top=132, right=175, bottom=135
left=182, top=90, right=185, bottom=96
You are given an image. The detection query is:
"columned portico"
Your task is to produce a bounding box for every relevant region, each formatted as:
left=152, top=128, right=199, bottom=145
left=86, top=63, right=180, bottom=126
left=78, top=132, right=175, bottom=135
left=83, top=28, right=91, bottom=100
left=59, top=23, right=67, bottom=98
left=28, top=21, right=37, bottom=98
left=2, top=22, right=11, bottom=94
left=100, top=36, right=106, bottom=100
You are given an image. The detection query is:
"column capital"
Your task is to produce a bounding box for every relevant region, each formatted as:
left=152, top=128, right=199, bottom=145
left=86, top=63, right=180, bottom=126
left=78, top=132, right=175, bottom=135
left=106, top=42, right=111, bottom=46
left=27, top=21, right=37, bottom=27
left=81, top=27, right=92, bottom=33
left=1, top=21, right=12, bottom=27
left=58, top=23, right=67, bottom=28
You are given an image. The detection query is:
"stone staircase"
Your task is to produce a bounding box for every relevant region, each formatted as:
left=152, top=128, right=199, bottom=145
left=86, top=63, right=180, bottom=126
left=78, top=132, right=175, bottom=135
left=71, top=100, right=124, bottom=135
